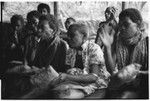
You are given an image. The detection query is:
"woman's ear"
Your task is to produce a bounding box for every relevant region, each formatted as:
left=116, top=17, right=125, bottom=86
left=138, top=21, right=145, bottom=32
left=82, top=33, right=88, bottom=43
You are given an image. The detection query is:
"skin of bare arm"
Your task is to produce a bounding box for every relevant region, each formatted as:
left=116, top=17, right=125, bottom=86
left=99, top=23, right=116, bottom=75
left=60, top=64, right=99, bottom=84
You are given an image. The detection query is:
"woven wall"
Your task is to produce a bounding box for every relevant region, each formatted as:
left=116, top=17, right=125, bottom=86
left=2, top=2, right=149, bottom=38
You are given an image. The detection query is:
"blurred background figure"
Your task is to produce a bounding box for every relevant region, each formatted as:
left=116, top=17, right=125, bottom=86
left=37, top=3, right=51, bottom=15
left=65, top=17, right=76, bottom=30
left=59, top=17, right=76, bottom=42
left=5, top=14, right=24, bottom=64
left=95, top=6, right=118, bottom=50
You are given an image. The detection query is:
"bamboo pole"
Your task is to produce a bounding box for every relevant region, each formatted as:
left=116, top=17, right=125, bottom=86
left=54, top=2, right=58, bottom=20
left=122, top=2, right=126, bottom=11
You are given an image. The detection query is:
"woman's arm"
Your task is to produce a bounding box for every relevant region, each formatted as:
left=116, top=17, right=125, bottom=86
left=104, top=46, right=116, bottom=75
left=99, top=23, right=117, bottom=75
left=23, top=37, right=29, bottom=65
left=60, top=64, right=99, bottom=84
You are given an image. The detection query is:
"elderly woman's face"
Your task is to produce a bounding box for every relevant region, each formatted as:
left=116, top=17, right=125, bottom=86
left=68, top=30, right=83, bottom=49
left=119, top=17, right=138, bottom=38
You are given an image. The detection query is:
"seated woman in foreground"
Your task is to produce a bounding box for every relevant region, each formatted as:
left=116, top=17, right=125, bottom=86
left=52, top=24, right=110, bottom=99
left=99, top=8, right=148, bottom=99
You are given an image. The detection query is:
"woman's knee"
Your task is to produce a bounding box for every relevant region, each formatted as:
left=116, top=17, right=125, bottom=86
left=121, top=91, right=138, bottom=99
left=57, top=89, right=85, bottom=99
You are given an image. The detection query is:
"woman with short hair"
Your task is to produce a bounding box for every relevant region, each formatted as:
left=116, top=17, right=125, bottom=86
left=52, top=24, right=110, bottom=99
left=99, top=8, right=148, bottom=98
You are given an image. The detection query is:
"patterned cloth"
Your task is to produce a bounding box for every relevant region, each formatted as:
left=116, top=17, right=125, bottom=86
left=109, top=33, right=149, bottom=98
left=116, top=33, right=148, bottom=71
left=65, top=40, right=110, bottom=90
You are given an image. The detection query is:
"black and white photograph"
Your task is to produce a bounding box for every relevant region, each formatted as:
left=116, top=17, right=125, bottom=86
left=0, top=1, right=149, bottom=99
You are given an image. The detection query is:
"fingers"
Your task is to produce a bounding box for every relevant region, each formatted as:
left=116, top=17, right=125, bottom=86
left=110, top=29, right=115, bottom=37
left=83, top=87, right=92, bottom=95
left=82, top=84, right=97, bottom=95
left=85, top=86, right=95, bottom=95
left=99, top=28, right=108, bottom=44
left=89, top=85, right=97, bottom=89
left=139, top=71, right=148, bottom=74
left=99, top=28, right=104, bottom=37
left=99, top=30, right=104, bottom=42
left=133, top=63, right=142, bottom=69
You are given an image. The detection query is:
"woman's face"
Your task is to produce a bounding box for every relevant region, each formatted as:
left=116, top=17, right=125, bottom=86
left=12, top=20, right=23, bottom=32
left=119, top=17, right=138, bottom=38
left=38, top=20, right=53, bottom=38
left=40, top=8, right=48, bottom=15
left=68, top=30, right=84, bottom=49
left=28, top=17, right=39, bottom=32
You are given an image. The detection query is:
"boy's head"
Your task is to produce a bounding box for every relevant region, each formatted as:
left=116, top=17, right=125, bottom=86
left=37, top=3, right=50, bottom=15
left=67, top=24, right=89, bottom=49
left=65, top=17, right=76, bottom=30
left=10, top=14, right=24, bottom=32
left=38, top=15, right=58, bottom=38
left=27, top=10, right=41, bottom=32
left=105, top=6, right=116, bottom=21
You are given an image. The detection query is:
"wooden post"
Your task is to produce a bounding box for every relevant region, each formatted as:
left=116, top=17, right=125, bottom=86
left=0, top=2, right=1, bottom=22
left=122, top=2, right=126, bottom=11
left=54, top=2, right=58, bottom=20
left=0, top=2, right=2, bottom=22
left=1, top=2, right=4, bottom=22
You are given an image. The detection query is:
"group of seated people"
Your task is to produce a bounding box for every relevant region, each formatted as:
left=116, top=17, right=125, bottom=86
left=1, top=3, right=148, bottom=99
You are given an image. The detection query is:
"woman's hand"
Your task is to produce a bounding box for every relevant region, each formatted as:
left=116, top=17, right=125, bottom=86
left=117, top=63, right=141, bottom=83
left=83, top=85, right=97, bottom=95
left=11, top=43, right=16, bottom=49
left=59, top=73, right=68, bottom=81
left=139, top=71, right=148, bottom=75
left=99, top=23, right=115, bottom=49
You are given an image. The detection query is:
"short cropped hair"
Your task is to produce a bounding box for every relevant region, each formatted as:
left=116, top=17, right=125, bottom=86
left=66, top=17, right=76, bottom=23
left=105, top=6, right=116, bottom=14
left=37, top=3, right=50, bottom=13
left=68, top=24, right=89, bottom=39
left=119, top=8, right=143, bottom=28
left=39, top=14, right=58, bottom=32
left=11, top=14, right=24, bottom=25
left=27, top=10, right=41, bottom=22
